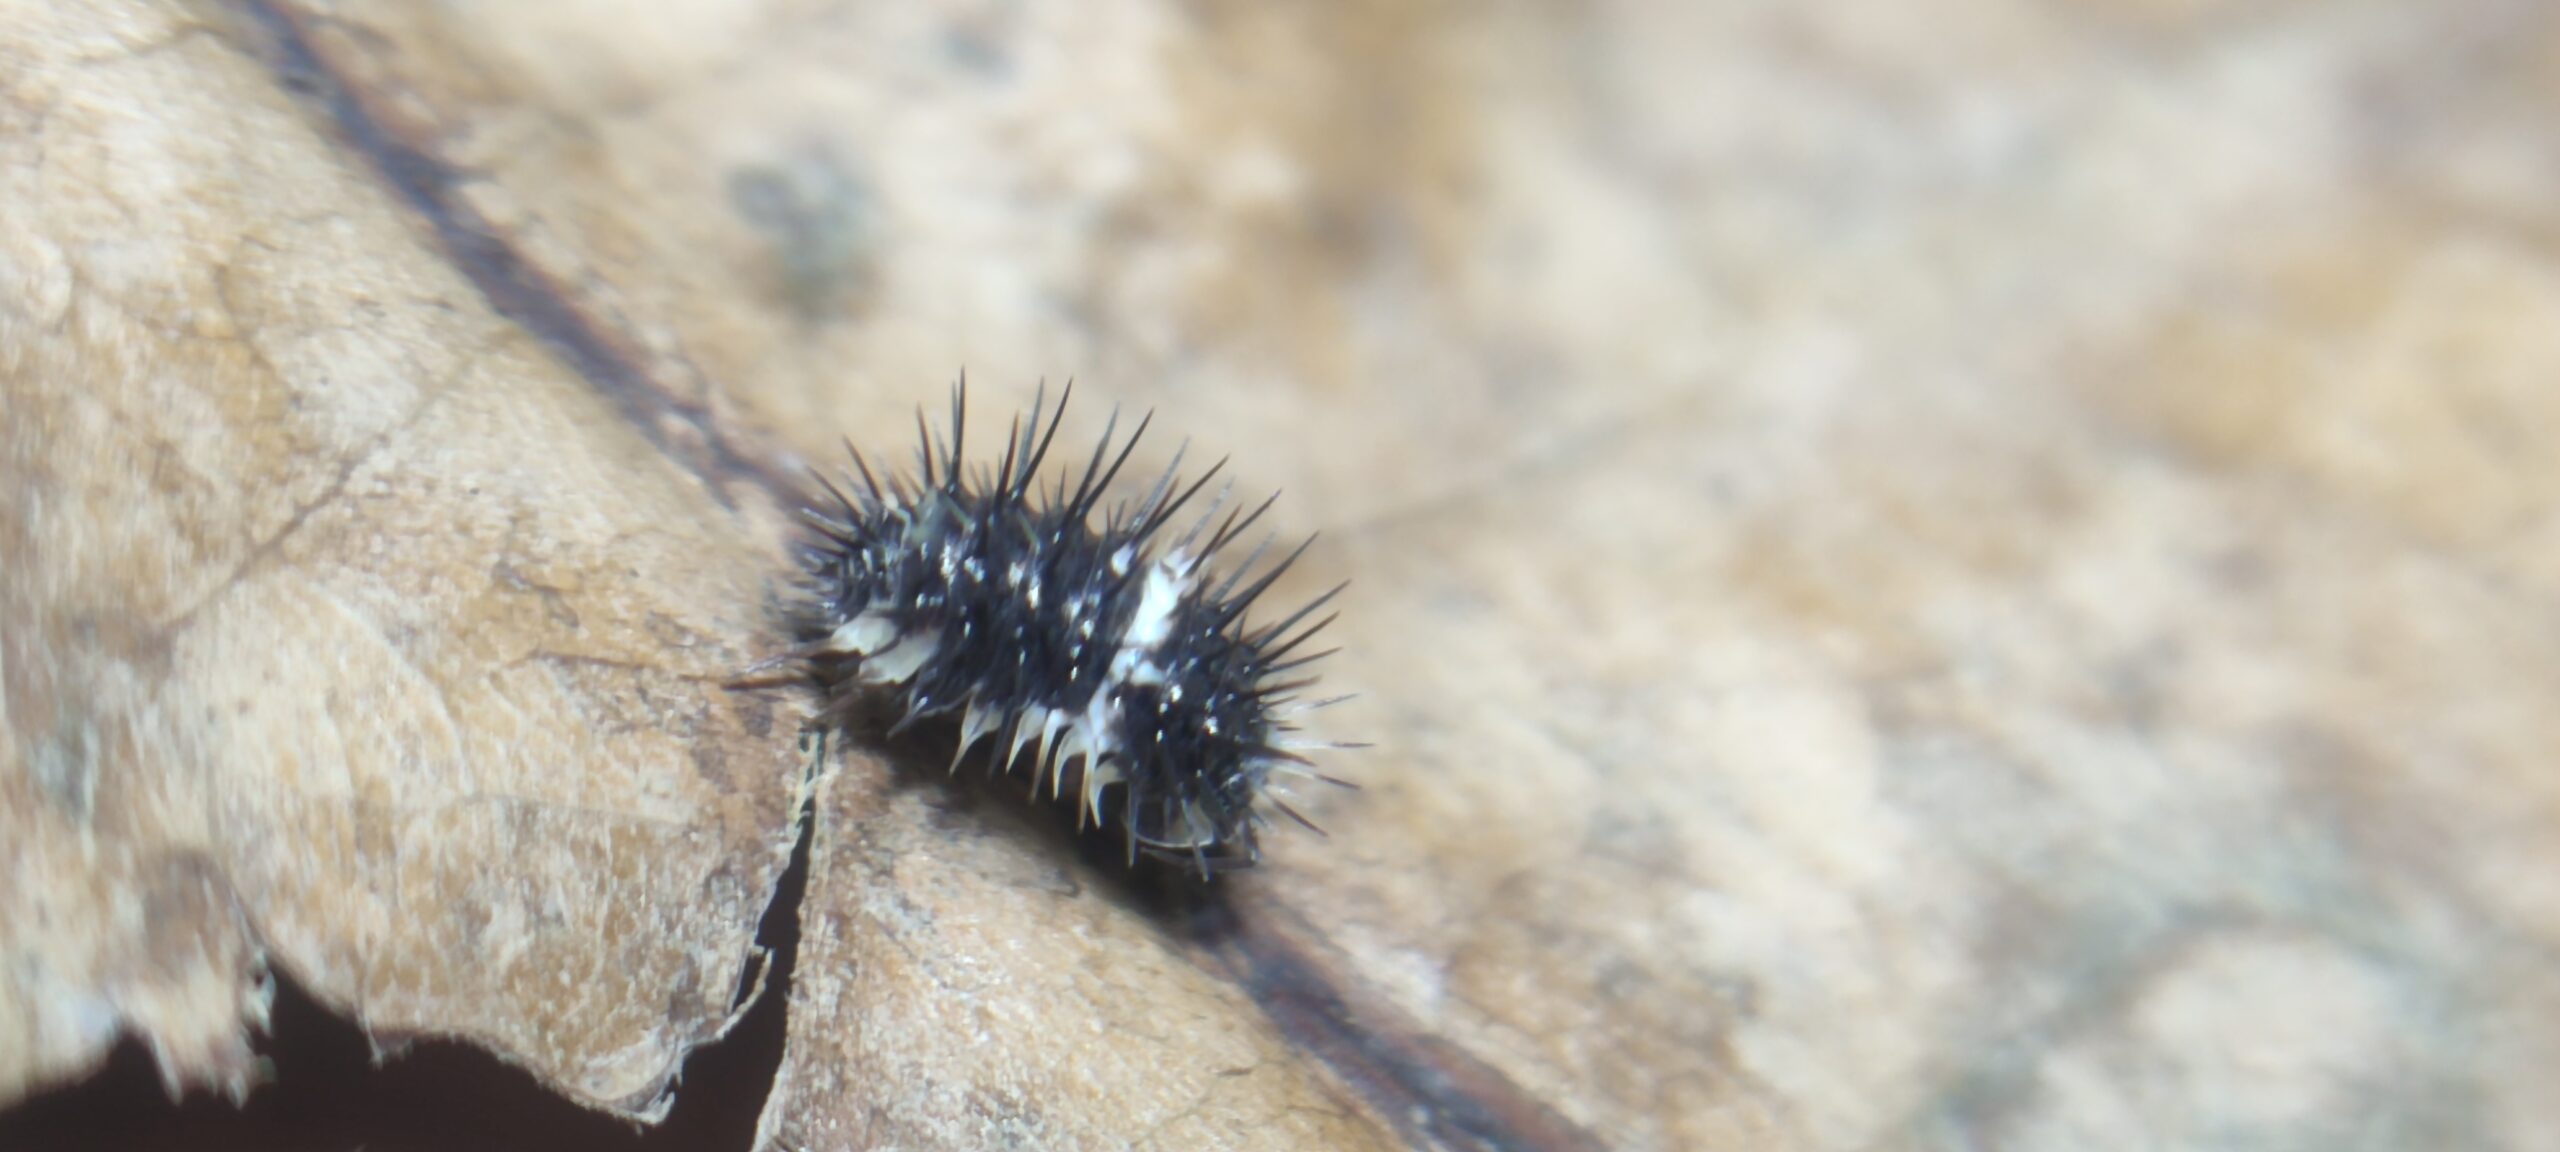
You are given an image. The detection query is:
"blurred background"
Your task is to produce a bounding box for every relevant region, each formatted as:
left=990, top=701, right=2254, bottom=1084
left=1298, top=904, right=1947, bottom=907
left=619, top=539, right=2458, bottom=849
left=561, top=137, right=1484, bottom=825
left=6, top=1, right=2559, bottom=1149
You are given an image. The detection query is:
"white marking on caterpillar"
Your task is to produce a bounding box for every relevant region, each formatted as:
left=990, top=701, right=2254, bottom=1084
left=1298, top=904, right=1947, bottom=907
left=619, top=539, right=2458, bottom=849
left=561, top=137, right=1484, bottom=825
left=857, top=626, right=939, bottom=684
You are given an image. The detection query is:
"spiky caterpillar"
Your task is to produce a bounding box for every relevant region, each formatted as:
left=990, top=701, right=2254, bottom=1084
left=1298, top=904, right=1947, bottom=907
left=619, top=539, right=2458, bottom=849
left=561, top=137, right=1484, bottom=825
left=771, top=381, right=1352, bottom=876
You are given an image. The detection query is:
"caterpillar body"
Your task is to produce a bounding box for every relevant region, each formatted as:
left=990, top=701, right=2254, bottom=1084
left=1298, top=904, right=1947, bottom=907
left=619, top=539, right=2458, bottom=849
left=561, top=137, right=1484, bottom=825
left=772, top=382, right=1354, bottom=877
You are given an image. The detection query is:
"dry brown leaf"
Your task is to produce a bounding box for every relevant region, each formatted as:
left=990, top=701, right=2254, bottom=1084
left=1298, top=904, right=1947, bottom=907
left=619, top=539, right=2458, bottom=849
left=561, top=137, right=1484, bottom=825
left=11, top=1, right=2560, bottom=1150
left=0, top=0, right=800, bottom=1120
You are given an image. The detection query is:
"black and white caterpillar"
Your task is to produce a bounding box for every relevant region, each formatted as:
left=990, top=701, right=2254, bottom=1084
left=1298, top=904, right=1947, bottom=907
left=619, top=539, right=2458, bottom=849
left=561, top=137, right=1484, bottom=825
left=766, top=381, right=1354, bottom=876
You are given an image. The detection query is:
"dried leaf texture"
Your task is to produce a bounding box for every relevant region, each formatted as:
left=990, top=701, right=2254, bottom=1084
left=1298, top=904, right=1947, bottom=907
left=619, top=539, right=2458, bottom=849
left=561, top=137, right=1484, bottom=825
left=0, top=1, right=800, bottom=1119
left=12, top=0, right=2560, bottom=1151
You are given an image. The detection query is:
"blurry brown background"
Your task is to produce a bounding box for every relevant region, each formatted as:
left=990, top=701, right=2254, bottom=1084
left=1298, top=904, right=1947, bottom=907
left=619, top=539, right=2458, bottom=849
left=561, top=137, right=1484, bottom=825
left=4, top=1, right=2557, bottom=1150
